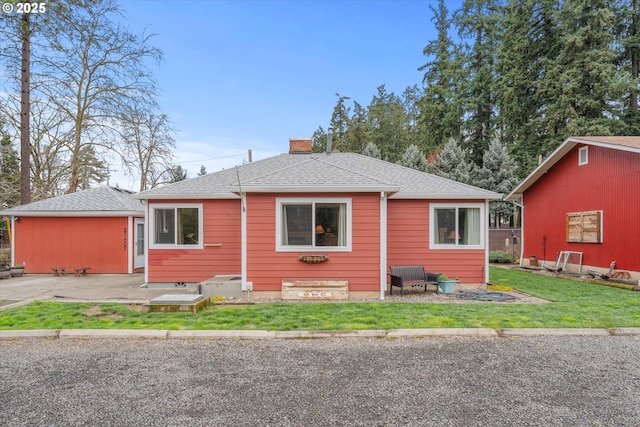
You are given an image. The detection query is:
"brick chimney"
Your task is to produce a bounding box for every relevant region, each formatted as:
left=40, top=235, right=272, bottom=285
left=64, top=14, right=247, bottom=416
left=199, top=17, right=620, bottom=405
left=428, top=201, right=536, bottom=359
left=289, top=138, right=313, bottom=154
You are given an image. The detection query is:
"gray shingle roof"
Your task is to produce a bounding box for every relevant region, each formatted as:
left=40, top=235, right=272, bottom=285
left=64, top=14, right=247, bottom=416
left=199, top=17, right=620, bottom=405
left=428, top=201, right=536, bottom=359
left=0, top=186, right=144, bottom=217
left=136, top=152, right=502, bottom=200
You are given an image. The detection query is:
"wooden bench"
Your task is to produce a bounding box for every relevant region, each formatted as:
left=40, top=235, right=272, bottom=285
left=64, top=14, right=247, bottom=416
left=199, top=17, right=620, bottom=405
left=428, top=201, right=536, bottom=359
left=389, top=265, right=440, bottom=296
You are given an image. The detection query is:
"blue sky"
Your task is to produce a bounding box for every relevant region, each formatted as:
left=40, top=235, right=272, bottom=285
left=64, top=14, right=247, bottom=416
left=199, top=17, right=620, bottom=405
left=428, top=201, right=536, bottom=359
left=115, top=0, right=449, bottom=186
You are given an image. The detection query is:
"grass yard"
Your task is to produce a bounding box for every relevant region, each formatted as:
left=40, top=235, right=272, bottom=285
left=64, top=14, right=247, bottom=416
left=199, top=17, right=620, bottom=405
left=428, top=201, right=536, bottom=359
left=1, top=267, right=639, bottom=331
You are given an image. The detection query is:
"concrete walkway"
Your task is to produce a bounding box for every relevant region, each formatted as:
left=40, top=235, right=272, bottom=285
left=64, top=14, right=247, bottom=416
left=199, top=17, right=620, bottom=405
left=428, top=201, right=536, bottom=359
left=0, top=273, right=194, bottom=310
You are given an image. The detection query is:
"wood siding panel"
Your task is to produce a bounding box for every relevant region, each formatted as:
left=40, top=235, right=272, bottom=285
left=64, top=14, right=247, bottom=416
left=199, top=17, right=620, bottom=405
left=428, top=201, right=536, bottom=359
left=246, top=193, right=381, bottom=292
left=387, top=199, right=486, bottom=283
left=147, top=199, right=241, bottom=283
left=14, top=217, right=130, bottom=274
left=524, top=145, right=640, bottom=272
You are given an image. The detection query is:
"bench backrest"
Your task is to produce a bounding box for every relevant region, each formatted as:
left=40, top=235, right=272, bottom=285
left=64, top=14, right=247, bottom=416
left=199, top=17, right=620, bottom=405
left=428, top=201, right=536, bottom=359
left=389, top=266, right=425, bottom=281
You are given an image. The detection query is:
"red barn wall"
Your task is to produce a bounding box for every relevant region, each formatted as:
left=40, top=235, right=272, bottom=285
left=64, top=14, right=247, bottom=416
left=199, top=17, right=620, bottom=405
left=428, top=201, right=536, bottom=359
left=147, top=199, right=241, bottom=284
left=523, top=145, right=640, bottom=272
left=246, top=193, right=381, bottom=293
left=13, top=216, right=131, bottom=274
left=387, top=199, right=487, bottom=284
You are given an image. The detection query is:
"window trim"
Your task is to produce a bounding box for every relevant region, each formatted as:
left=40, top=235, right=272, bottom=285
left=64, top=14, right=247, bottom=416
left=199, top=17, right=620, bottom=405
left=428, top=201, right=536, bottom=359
left=429, top=203, right=485, bottom=250
left=275, top=197, right=352, bottom=252
left=149, top=203, right=203, bottom=250
left=578, top=146, right=589, bottom=166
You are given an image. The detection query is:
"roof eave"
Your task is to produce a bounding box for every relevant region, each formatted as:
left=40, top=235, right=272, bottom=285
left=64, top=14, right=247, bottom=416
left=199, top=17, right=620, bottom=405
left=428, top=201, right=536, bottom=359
left=0, top=210, right=144, bottom=217
left=391, top=193, right=503, bottom=200
left=135, top=193, right=240, bottom=200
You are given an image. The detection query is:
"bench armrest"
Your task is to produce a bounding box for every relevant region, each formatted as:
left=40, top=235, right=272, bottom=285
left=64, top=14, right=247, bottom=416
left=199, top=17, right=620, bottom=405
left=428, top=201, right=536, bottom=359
left=425, top=272, right=440, bottom=282
left=389, top=273, right=403, bottom=286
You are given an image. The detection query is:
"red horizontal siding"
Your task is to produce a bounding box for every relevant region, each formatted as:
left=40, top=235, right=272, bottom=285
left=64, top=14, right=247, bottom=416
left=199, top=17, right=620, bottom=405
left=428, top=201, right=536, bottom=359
left=246, top=193, right=381, bottom=292
left=14, top=217, right=130, bottom=274
left=147, top=199, right=241, bottom=283
left=524, top=145, right=640, bottom=272
left=387, top=199, right=486, bottom=283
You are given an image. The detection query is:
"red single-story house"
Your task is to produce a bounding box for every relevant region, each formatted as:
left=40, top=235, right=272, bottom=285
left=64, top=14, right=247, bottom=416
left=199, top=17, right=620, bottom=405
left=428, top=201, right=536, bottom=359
left=135, top=138, right=501, bottom=299
left=506, top=136, right=640, bottom=278
left=0, top=186, right=145, bottom=274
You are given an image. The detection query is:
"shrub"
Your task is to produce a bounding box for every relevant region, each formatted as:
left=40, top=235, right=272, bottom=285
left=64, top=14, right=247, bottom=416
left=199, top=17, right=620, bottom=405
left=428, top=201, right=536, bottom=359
left=489, top=250, right=513, bottom=264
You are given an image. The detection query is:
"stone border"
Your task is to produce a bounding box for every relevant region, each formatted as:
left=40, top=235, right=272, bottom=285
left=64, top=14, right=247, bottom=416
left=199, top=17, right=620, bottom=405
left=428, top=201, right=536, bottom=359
left=2, top=327, right=640, bottom=340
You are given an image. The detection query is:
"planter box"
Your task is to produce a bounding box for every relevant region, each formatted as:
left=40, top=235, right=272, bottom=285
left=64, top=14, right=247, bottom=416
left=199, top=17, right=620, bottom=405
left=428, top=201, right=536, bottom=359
left=10, top=268, right=24, bottom=277
left=0, top=269, right=10, bottom=279
left=438, top=280, right=458, bottom=294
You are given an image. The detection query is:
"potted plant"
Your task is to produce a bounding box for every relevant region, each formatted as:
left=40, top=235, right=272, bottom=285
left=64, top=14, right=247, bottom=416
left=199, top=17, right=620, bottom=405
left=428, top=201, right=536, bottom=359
left=0, top=257, right=10, bottom=279
left=437, top=274, right=458, bottom=294
left=10, top=265, right=24, bottom=277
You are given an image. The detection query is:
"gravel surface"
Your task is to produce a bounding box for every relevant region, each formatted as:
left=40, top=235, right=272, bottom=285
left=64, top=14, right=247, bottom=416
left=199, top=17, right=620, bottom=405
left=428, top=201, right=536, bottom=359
left=2, top=336, right=638, bottom=426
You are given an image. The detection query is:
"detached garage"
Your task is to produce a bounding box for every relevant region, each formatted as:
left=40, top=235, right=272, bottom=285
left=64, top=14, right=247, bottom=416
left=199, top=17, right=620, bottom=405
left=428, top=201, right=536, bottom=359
left=0, top=186, right=145, bottom=274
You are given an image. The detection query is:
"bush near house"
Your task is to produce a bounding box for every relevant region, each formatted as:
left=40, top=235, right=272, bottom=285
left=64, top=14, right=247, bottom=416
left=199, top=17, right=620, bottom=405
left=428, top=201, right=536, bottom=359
left=489, top=250, right=513, bottom=263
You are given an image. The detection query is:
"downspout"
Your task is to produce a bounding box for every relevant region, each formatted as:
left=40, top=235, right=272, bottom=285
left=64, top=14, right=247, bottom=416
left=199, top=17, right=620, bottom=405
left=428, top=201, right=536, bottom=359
left=485, top=200, right=490, bottom=283
left=512, top=200, right=524, bottom=267
left=127, top=216, right=133, bottom=274
left=240, top=193, right=248, bottom=294
left=144, top=202, right=150, bottom=285
left=379, top=191, right=388, bottom=300
left=8, top=217, right=15, bottom=266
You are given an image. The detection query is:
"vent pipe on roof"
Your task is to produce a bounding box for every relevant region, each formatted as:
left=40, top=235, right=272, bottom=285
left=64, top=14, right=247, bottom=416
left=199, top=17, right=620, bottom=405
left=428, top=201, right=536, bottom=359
left=326, top=127, right=333, bottom=154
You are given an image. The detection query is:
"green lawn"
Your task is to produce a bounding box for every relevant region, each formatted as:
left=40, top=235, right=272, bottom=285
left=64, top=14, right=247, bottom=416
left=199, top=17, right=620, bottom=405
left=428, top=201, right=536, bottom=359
left=1, top=267, right=639, bottom=330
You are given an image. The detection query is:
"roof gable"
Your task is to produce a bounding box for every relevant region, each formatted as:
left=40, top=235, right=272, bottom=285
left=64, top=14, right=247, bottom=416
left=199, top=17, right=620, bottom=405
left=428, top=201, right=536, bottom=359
left=0, top=186, right=144, bottom=217
left=507, top=136, right=640, bottom=201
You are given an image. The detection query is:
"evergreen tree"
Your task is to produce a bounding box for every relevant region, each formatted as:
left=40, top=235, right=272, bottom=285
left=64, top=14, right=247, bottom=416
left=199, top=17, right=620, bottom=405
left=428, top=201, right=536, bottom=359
left=456, top=0, right=502, bottom=165
left=0, top=131, right=20, bottom=208
left=396, top=144, right=427, bottom=171
left=429, top=138, right=476, bottom=184
left=344, top=101, right=370, bottom=154
left=329, top=94, right=351, bottom=153
left=76, top=145, right=108, bottom=191
left=537, top=0, right=627, bottom=153
left=497, top=0, right=561, bottom=178
left=168, top=165, right=187, bottom=183
left=419, top=0, right=465, bottom=153
left=367, top=85, right=410, bottom=162
left=198, top=165, right=207, bottom=176
left=311, top=126, right=327, bottom=153
left=475, top=139, right=519, bottom=227
left=362, top=142, right=382, bottom=159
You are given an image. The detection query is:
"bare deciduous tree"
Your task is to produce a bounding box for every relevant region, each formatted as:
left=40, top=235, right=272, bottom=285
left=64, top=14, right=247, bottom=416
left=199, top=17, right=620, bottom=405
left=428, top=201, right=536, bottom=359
left=118, top=102, right=175, bottom=191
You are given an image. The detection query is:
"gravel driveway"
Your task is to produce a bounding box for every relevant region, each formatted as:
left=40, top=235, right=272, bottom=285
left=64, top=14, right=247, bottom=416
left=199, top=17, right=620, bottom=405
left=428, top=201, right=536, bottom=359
left=1, top=336, right=638, bottom=426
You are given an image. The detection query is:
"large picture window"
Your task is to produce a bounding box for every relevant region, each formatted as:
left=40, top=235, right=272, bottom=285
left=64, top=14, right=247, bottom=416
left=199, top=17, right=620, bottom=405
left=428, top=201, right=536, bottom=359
left=277, top=198, right=351, bottom=251
left=151, top=204, right=202, bottom=248
left=431, top=204, right=483, bottom=248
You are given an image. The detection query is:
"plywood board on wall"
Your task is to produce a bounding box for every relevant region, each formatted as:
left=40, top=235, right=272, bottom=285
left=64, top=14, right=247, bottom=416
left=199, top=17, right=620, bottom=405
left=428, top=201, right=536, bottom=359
left=566, top=211, right=602, bottom=243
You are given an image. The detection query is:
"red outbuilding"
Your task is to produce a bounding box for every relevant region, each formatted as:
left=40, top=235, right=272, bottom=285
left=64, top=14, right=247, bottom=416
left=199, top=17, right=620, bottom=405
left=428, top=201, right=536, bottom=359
left=0, top=186, right=145, bottom=274
left=507, top=136, right=640, bottom=278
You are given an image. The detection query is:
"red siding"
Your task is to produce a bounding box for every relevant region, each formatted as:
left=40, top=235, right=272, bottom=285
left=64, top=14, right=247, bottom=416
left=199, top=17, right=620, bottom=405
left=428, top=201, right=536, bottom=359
left=14, top=217, right=130, bottom=274
left=147, top=199, right=241, bottom=283
left=387, top=199, right=486, bottom=283
left=523, top=145, right=640, bottom=272
left=246, top=193, right=381, bottom=292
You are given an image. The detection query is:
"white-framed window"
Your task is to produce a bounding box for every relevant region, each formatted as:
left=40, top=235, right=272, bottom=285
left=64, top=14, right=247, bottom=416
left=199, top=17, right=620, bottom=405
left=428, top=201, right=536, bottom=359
left=150, top=204, right=203, bottom=249
left=276, top=198, right=352, bottom=252
left=578, top=146, right=589, bottom=166
left=430, top=203, right=484, bottom=249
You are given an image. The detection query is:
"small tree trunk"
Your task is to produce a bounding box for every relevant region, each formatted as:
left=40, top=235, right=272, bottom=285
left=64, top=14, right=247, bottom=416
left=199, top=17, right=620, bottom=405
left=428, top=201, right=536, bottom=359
left=20, top=14, right=31, bottom=205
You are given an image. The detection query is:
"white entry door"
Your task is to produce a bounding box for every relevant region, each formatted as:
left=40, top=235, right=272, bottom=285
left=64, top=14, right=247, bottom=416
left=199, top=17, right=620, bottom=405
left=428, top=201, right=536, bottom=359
left=134, top=218, right=145, bottom=269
